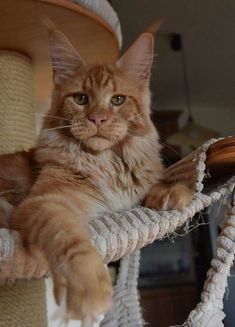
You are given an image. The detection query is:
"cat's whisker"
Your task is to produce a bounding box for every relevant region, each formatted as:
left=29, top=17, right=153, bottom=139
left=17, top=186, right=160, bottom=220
left=160, top=153, right=172, bottom=166
left=158, top=141, right=183, bottom=159
left=35, top=113, right=71, bottom=122
left=127, top=129, right=138, bottom=137
left=0, top=189, right=20, bottom=195
left=46, top=122, right=81, bottom=132
left=43, top=125, right=73, bottom=132
left=127, top=128, right=183, bottom=158
left=61, top=132, right=73, bottom=138
left=126, top=130, right=182, bottom=161
left=129, top=113, right=144, bottom=121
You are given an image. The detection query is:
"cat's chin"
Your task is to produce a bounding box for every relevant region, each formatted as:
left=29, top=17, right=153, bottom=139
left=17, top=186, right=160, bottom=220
left=84, top=136, right=113, bottom=152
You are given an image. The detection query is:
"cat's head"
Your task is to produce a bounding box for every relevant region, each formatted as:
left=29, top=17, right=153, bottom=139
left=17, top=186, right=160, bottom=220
left=46, top=31, right=155, bottom=152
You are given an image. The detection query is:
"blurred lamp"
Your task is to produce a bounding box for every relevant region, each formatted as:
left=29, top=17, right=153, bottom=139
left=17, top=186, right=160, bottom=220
left=166, top=34, right=219, bottom=150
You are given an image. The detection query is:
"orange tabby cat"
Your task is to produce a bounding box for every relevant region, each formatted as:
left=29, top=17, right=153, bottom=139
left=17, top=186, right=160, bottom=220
left=1, top=31, right=192, bottom=322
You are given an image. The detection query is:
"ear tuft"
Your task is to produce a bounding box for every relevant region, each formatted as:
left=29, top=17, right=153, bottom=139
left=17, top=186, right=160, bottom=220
left=49, top=30, right=85, bottom=85
left=116, top=33, right=154, bottom=80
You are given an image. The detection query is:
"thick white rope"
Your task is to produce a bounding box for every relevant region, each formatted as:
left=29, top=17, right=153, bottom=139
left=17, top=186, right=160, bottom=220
left=89, top=192, right=219, bottom=263
left=181, top=190, right=235, bottom=327
left=0, top=184, right=232, bottom=276
left=100, top=251, right=143, bottom=327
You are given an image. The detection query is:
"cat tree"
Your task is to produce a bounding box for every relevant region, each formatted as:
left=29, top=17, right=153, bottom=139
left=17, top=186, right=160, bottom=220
left=0, top=0, right=121, bottom=326
left=0, top=1, right=235, bottom=327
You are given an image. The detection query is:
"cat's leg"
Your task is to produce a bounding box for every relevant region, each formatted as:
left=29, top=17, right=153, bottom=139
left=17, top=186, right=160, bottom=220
left=0, top=196, right=14, bottom=227
left=0, top=151, right=34, bottom=227
left=0, top=152, right=33, bottom=205
left=11, top=169, right=112, bottom=322
left=144, top=181, right=193, bottom=210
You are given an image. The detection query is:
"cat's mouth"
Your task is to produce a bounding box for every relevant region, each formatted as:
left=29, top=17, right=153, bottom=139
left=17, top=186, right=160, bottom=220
left=91, top=134, right=108, bottom=140
left=70, top=122, right=126, bottom=151
left=84, top=134, right=112, bottom=151
left=93, top=132, right=109, bottom=139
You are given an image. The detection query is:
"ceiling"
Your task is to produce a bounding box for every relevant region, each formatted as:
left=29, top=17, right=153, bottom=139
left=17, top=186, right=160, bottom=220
left=112, top=0, right=235, bottom=136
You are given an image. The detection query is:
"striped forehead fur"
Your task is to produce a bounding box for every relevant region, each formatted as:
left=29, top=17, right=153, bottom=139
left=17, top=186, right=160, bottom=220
left=82, top=65, right=116, bottom=91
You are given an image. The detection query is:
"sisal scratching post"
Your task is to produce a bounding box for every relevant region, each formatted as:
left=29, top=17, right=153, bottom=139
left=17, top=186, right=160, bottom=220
left=0, top=50, right=47, bottom=326
left=0, top=280, right=48, bottom=327
left=0, top=52, right=36, bottom=154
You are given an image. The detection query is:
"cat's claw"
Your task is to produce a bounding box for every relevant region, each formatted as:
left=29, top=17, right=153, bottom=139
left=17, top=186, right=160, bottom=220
left=52, top=247, right=113, bottom=322
left=144, top=182, right=193, bottom=211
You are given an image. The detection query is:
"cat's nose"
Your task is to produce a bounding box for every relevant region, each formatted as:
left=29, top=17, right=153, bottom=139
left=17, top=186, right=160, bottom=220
left=88, top=115, right=108, bottom=127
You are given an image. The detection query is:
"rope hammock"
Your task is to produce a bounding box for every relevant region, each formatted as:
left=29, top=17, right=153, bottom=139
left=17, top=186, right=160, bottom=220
left=0, top=137, right=234, bottom=326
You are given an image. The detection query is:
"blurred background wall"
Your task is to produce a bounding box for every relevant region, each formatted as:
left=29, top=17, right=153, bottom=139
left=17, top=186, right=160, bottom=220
left=112, top=0, right=235, bottom=136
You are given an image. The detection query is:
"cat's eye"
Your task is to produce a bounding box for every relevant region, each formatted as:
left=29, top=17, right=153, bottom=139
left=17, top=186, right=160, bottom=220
left=111, top=95, right=126, bottom=106
left=73, top=93, right=89, bottom=105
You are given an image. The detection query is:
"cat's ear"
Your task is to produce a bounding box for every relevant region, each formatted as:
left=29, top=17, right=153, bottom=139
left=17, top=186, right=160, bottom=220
left=49, top=30, right=86, bottom=85
left=116, top=33, right=154, bottom=80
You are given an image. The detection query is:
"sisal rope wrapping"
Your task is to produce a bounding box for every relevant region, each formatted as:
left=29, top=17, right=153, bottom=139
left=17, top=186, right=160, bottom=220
left=0, top=50, right=47, bottom=326
left=0, top=51, right=36, bottom=154
left=0, top=279, right=48, bottom=327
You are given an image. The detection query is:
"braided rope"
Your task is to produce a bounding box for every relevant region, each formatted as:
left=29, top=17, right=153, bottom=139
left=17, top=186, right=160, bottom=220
left=182, top=190, right=235, bottom=327
left=100, top=251, right=143, bottom=327
left=0, top=189, right=230, bottom=277
left=89, top=193, right=212, bottom=263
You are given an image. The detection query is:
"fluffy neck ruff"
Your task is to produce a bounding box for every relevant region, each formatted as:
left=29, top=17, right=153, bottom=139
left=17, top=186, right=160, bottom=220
left=37, top=123, right=159, bottom=161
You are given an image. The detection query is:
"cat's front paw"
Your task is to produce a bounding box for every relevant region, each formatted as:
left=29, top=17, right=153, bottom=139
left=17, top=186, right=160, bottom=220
left=52, top=245, right=113, bottom=323
left=144, top=182, right=193, bottom=210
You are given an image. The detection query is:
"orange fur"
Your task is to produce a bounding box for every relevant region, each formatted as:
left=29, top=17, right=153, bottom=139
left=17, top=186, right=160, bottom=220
left=144, top=182, right=193, bottom=210
left=0, top=31, right=192, bottom=322
left=0, top=152, right=33, bottom=206
left=0, top=152, right=34, bottom=227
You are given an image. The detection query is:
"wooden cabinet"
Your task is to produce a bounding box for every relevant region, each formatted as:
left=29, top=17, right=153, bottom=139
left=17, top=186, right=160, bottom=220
left=140, top=285, right=198, bottom=327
